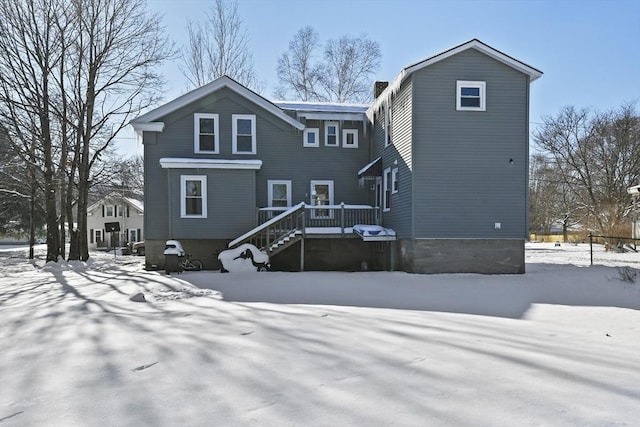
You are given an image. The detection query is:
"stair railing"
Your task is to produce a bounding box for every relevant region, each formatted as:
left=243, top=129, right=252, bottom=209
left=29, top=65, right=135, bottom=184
left=228, top=202, right=306, bottom=252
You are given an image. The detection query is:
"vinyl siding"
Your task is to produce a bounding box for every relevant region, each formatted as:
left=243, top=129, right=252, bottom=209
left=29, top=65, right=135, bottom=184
left=371, top=78, right=413, bottom=238
left=411, top=48, right=529, bottom=239
left=167, top=168, right=256, bottom=239
left=144, top=87, right=370, bottom=241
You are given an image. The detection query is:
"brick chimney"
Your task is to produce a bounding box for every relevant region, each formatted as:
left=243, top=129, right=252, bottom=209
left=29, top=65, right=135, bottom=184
left=374, top=81, right=389, bottom=99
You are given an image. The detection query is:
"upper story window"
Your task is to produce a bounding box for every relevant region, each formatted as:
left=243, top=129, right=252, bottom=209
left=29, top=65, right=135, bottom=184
left=303, top=128, right=319, bottom=147
left=181, top=175, right=207, bottom=218
left=342, top=129, right=358, bottom=148
left=325, top=122, right=339, bottom=147
left=456, top=81, right=486, bottom=111
left=232, top=114, right=256, bottom=154
left=105, top=205, right=114, bottom=217
left=194, top=113, right=219, bottom=153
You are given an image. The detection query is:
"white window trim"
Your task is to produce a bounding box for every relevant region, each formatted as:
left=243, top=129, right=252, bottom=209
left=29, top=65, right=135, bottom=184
left=383, top=167, right=391, bottom=212
left=392, top=167, right=399, bottom=194
left=342, top=128, right=358, bottom=148
left=456, top=80, right=486, bottom=111
left=232, top=114, right=256, bottom=154
left=310, top=180, right=334, bottom=219
left=267, top=180, right=292, bottom=207
left=194, top=113, right=219, bottom=154
left=105, top=205, right=114, bottom=217
left=180, top=175, right=207, bottom=218
left=324, top=121, right=339, bottom=147
left=303, top=128, right=319, bottom=147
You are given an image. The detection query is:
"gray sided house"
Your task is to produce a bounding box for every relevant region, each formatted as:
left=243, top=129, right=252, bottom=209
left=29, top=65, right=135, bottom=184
left=131, top=39, right=542, bottom=273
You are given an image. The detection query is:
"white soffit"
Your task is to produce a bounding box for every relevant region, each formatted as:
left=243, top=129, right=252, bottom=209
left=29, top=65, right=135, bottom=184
left=159, top=158, right=263, bottom=170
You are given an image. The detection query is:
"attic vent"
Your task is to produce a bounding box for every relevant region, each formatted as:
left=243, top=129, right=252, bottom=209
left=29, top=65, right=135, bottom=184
left=374, top=81, right=389, bottom=99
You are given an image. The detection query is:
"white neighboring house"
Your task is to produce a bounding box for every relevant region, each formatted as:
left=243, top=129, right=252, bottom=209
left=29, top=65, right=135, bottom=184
left=86, top=192, right=144, bottom=249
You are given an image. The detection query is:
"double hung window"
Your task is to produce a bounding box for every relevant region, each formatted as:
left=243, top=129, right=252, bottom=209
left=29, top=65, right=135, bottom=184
left=268, top=180, right=292, bottom=208
left=181, top=175, right=207, bottom=218
left=383, top=168, right=392, bottom=212
left=325, top=122, right=339, bottom=146
left=232, top=114, right=256, bottom=154
left=194, top=113, right=219, bottom=153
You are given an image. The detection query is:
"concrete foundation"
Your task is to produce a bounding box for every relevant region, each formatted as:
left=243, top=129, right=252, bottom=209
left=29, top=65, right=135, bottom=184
left=145, top=239, right=229, bottom=271
left=145, top=237, right=524, bottom=274
left=400, top=239, right=525, bottom=274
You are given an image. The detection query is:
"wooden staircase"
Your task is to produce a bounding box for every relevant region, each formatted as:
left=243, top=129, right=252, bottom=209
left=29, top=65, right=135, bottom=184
left=227, top=203, right=306, bottom=257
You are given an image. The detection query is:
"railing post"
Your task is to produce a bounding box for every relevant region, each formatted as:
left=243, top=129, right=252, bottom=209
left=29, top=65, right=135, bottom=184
left=340, top=202, right=345, bottom=236
left=589, top=233, right=593, bottom=266
left=266, top=222, right=270, bottom=251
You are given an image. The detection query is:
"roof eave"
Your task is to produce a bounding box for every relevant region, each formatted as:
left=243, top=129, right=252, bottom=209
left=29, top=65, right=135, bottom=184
left=130, top=76, right=305, bottom=131
left=367, top=39, right=543, bottom=116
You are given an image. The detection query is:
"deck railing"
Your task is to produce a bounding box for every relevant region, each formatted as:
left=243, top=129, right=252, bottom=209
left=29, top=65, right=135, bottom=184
left=258, top=203, right=379, bottom=230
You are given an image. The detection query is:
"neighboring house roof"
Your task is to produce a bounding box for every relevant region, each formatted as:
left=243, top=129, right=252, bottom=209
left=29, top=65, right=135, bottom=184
left=130, top=75, right=305, bottom=133
left=369, top=38, right=543, bottom=115
left=87, top=192, right=144, bottom=214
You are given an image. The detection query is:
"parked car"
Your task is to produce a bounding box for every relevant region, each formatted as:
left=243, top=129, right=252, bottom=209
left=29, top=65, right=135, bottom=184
left=132, top=241, right=145, bottom=256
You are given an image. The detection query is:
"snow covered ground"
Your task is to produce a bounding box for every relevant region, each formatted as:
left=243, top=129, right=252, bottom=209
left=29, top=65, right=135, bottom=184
left=1, top=243, right=638, bottom=426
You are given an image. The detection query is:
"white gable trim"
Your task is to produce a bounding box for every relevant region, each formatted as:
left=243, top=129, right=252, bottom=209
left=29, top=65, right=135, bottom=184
left=404, top=39, right=542, bottom=82
left=368, top=39, right=542, bottom=117
left=159, top=157, right=263, bottom=170
left=130, top=75, right=304, bottom=131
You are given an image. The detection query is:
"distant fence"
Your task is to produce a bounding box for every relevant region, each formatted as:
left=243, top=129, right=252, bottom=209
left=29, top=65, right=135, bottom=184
left=588, top=234, right=639, bottom=267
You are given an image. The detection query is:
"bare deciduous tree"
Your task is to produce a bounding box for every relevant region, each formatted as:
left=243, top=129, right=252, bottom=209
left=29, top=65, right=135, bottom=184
left=319, top=34, right=381, bottom=103
left=534, top=104, right=640, bottom=236
left=0, top=0, right=173, bottom=262
left=276, top=27, right=381, bottom=103
left=529, top=153, right=580, bottom=240
left=67, top=0, right=173, bottom=261
left=0, top=0, right=65, bottom=261
left=275, top=26, right=322, bottom=101
left=179, top=0, right=257, bottom=90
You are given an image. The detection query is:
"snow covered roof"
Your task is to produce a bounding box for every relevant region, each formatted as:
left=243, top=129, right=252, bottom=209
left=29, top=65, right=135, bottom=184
left=369, top=39, right=543, bottom=117
left=130, top=76, right=305, bottom=133
left=274, top=101, right=369, bottom=122
left=357, top=157, right=382, bottom=178
left=126, top=198, right=144, bottom=212
left=86, top=192, right=144, bottom=214
left=274, top=101, right=369, bottom=114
